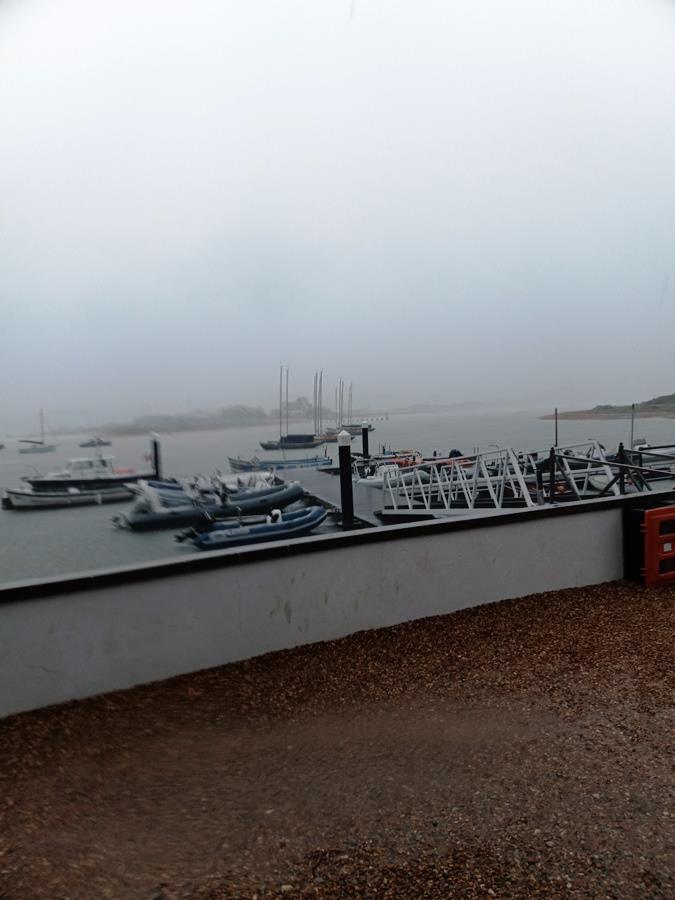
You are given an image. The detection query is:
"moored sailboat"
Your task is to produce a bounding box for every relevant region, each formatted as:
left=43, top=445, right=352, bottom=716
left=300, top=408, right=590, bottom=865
left=260, top=366, right=326, bottom=450
left=18, top=409, right=57, bottom=454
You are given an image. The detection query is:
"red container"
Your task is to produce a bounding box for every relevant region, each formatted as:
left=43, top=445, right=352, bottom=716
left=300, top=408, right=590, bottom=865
left=641, top=507, right=675, bottom=586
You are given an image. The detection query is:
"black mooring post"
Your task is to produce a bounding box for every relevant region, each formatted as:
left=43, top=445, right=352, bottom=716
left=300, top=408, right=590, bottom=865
left=338, top=431, right=354, bottom=530
left=361, top=422, right=369, bottom=460
left=151, top=435, right=162, bottom=480
left=618, top=442, right=626, bottom=495
left=548, top=447, right=556, bottom=501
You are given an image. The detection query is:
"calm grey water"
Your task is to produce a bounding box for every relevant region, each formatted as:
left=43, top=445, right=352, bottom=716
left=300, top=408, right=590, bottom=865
left=2, top=410, right=674, bottom=585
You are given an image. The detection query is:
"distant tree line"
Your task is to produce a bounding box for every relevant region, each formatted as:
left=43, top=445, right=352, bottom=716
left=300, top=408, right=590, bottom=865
left=591, top=393, right=675, bottom=414
left=99, top=399, right=334, bottom=435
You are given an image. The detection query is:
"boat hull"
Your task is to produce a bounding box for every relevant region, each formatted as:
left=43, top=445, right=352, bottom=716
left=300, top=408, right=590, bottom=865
left=326, top=424, right=374, bottom=436
left=315, top=432, right=354, bottom=443
left=229, top=455, right=331, bottom=472
left=116, top=483, right=305, bottom=531
left=24, top=474, right=152, bottom=492
left=3, top=486, right=133, bottom=509
left=191, top=507, right=327, bottom=551
left=260, top=437, right=326, bottom=450
left=18, top=445, right=56, bottom=454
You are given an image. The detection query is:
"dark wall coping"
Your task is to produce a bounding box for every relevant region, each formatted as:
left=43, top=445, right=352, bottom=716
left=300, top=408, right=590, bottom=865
left=1, top=492, right=669, bottom=606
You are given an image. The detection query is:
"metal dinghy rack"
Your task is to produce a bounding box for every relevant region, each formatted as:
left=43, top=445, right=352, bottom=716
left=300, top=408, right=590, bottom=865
left=377, top=440, right=653, bottom=522
left=379, top=446, right=537, bottom=521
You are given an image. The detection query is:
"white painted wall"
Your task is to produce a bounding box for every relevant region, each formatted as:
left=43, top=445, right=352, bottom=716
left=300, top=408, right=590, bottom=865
left=0, top=508, right=623, bottom=718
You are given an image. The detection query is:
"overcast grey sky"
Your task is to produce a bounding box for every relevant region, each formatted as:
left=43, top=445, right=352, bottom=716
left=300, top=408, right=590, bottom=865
left=2, top=0, right=675, bottom=429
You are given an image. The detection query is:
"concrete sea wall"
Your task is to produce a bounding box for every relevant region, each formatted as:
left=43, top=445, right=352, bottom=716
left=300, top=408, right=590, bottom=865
left=0, top=504, right=625, bottom=718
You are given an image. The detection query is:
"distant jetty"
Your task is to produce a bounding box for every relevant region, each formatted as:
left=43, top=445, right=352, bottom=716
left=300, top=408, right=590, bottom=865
left=540, top=392, right=675, bottom=420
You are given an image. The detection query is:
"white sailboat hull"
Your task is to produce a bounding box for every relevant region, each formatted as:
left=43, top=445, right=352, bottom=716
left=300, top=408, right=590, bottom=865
left=18, top=409, right=57, bottom=453
left=17, top=444, right=56, bottom=454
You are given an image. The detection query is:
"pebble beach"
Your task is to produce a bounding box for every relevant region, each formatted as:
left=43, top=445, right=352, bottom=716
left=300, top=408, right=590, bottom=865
left=0, top=581, right=673, bottom=899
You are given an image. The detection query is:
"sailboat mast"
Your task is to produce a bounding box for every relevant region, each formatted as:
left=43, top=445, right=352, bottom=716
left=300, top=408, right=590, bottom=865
left=285, top=367, right=289, bottom=436
left=279, top=365, right=283, bottom=441
left=40, top=408, right=44, bottom=444
left=313, top=372, right=317, bottom=435
left=348, top=383, right=353, bottom=424
left=319, top=370, right=323, bottom=434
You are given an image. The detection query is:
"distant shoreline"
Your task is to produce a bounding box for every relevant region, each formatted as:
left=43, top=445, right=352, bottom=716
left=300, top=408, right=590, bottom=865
left=540, top=410, right=675, bottom=421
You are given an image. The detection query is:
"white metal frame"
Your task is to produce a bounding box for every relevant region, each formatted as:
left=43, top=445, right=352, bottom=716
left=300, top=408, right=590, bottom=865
left=380, top=440, right=620, bottom=515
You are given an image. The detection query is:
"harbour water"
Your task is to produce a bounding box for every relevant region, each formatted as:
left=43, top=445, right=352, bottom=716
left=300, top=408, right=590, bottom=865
left=2, top=410, right=674, bottom=585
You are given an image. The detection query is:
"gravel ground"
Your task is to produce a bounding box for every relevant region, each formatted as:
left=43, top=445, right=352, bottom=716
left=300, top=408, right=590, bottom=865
left=0, top=581, right=673, bottom=899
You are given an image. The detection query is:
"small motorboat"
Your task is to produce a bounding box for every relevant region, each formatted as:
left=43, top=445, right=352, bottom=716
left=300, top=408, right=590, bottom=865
left=145, top=472, right=279, bottom=495
left=113, top=480, right=305, bottom=531
left=356, top=463, right=431, bottom=488
left=2, top=484, right=134, bottom=510
left=188, top=506, right=328, bottom=551
left=379, top=449, right=423, bottom=465
left=213, top=471, right=277, bottom=491
left=422, top=449, right=466, bottom=464
left=325, top=423, right=374, bottom=436
left=20, top=455, right=150, bottom=492
left=229, top=455, right=331, bottom=472
left=80, top=437, right=112, bottom=448
left=349, top=449, right=423, bottom=478
left=3, top=453, right=152, bottom=510
left=315, top=432, right=354, bottom=443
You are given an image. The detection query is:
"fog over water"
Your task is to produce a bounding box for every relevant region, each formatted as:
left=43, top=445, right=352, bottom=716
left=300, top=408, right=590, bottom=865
left=2, top=0, right=675, bottom=433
